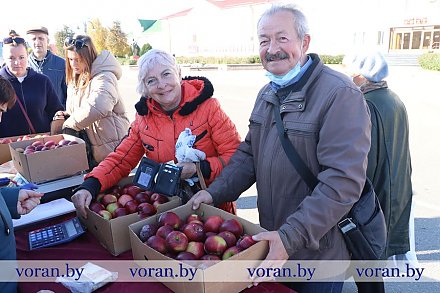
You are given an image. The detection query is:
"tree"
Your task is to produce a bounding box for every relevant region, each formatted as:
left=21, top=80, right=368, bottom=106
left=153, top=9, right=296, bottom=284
left=139, top=43, right=153, bottom=56
left=87, top=18, right=108, bottom=53
left=54, top=26, right=75, bottom=57
left=106, top=21, right=130, bottom=57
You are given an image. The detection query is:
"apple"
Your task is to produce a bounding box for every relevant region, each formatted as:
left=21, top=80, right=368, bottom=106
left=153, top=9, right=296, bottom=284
left=58, top=139, right=71, bottom=146
left=125, top=185, right=143, bottom=197
left=203, top=215, right=224, bottom=233
left=89, top=201, right=105, bottom=214
left=113, top=207, right=128, bottom=218
left=176, top=251, right=197, bottom=261
left=44, top=140, right=56, bottom=148
left=152, top=198, right=168, bottom=209
left=134, top=191, right=151, bottom=204
left=101, top=194, right=117, bottom=206
left=206, top=232, right=217, bottom=238
left=186, top=241, right=205, bottom=259
left=121, top=183, right=135, bottom=194
left=146, top=236, right=167, bottom=254
left=139, top=223, right=159, bottom=242
left=124, top=200, right=139, bottom=214
left=98, top=210, right=112, bottom=220
left=40, top=146, right=50, bottom=151
left=23, top=149, right=35, bottom=155
left=219, top=218, right=243, bottom=238
left=218, top=231, right=237, bottom=248
left=222, top=246, right=242, bottom=260
left=31, top=140, right=43, bottom=147
left=166, top=231, right=188, bottom=253
left=156, top=224, right=174, bottom=239
left=186, top=213, right=203, bottom=224
left=137, top=202, right=157, bottom=219
left=108, top=185, right=122, bottom=197
left=200, top=254, right=221, bottom=261
left=0, top=138, right=12, bottom=144
left=158, top=211, right=182, bottom=230
left=106, top=202, right=121, bottom=216
left=204, top=235, right=227, bottom=256
left=237, top=234, right=258, bottom=250
left=151, top=193, right=168, bottom=203
left=118, top=194, right=134, bottom=207
left=183, top=222, right=205, bottom=242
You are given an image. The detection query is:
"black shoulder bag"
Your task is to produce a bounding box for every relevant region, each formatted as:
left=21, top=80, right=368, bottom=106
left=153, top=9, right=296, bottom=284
left=273, top=105, right=387, bottom=260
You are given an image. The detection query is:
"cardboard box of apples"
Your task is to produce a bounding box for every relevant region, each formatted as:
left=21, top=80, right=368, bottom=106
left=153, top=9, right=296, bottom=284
left=129, top=203, right=269, bottom=293
left=78, top=176, right=181, bottom=256
left=0, top=133, right=49, bottom=164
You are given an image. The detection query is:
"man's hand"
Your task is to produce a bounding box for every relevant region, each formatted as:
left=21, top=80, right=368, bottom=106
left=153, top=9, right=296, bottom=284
left=71, top=189, right=92, bottom=218
left=176, top=162, right=197, bottom=180
left=249, top=231, right=289, bottom=287
left=189, top=190, right=214, bottom=210
left=17, top=189, right=44, bottom=215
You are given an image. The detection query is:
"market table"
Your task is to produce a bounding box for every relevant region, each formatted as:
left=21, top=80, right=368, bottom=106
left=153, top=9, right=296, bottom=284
left=15, top=213, right=296, bottom=293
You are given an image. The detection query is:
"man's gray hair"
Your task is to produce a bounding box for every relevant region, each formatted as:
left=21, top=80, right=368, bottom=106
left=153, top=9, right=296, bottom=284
left=258, top=4, right=309, bottom=40
left=136, top=49, right=179, bottom=96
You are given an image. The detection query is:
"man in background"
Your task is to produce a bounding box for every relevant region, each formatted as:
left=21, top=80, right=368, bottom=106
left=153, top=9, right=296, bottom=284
left=27, top=26, right=67, bottom=107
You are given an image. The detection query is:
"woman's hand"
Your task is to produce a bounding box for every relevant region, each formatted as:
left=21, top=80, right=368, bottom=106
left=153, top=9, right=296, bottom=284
left=71, top=189, right=93, bottom=219
left=176, top=162, right=197, bottom=180
left=53, top=111, right=67, bottom=120
left=17, top=190, right=44, bottom=215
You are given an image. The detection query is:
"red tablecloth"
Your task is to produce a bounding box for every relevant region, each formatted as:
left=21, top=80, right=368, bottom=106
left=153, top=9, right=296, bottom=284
left=15, top=213, right=295, bottom=293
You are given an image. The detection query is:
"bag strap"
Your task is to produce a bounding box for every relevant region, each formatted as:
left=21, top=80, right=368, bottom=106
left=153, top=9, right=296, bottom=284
left=195, top=162, right=207, bottom=190
left=15, top=96, right=36, bottom=134
left=273, top=104, right=318, bottom=190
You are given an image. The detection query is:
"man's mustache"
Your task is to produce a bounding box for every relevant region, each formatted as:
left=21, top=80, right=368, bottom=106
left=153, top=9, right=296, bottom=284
left=265, top=52, right=289, bottom=62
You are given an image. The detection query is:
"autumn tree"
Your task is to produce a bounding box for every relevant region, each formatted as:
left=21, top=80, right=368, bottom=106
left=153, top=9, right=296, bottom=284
left=106, top=21, right=130, bottom=57
left=87, top=18, right=108, bottom=53
left=54, top=25, right=75, bottom=57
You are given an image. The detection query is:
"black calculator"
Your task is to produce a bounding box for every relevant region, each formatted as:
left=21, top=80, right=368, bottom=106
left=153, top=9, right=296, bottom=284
left=28, top=217, right=86, bottom=250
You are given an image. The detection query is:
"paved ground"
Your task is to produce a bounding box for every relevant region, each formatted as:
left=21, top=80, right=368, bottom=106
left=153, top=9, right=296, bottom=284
left=118, top=65, right=440, bottom=292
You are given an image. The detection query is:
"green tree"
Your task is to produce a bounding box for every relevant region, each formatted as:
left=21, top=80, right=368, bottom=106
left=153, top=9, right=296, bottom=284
left=54, top=25, right=75, bottom=57
left=87, top=18, right=108, bottom=53
left=139, top=43, right=152, bottom=56
left=106, top=21, right=130, bottom=57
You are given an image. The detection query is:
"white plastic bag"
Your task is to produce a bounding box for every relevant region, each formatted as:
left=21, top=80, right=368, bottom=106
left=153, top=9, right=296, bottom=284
left=175, top=128, right=206, bottom=185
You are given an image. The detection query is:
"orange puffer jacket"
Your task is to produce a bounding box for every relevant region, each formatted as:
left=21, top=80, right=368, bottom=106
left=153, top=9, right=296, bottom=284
left=85, top=76, right=241, bottom=214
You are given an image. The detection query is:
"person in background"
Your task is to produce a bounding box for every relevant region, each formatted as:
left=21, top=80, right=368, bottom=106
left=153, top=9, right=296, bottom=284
left=71, top=49, right=240, bottom=218
left=343, top=50, right=415, bottom=292
left=54, top=35, right=130, bottom=168
left=190, top=4, right=371, bottom=292
left=26, top=26, right=67, bottom=107
left=0, top=76, right=44, bottom=293
left=0, top=35, right=63, bottom=138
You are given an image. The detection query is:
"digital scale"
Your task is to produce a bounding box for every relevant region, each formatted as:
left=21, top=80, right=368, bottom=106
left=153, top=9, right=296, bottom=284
left=28, top=217, right=85, bottom=250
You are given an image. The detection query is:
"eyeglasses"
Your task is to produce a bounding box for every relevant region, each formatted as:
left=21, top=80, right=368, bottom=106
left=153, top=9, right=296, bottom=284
left=64, top=37, right=88, bottom=50
left=3, top=37, right=26, bottom=45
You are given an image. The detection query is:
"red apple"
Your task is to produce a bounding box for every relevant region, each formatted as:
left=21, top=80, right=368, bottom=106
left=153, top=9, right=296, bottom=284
left=101, top=194, right=117, bottom=206
left=58, top=139, right=71, bottom=146
left=118, top=194, right=134, bottom=207
left=183, top=222, right=205, bottom=242
left=106, top=202, right=121, bottom=216
left=44, top=140, right=56, bottom=148
left=137, top=202, right=157, bottom=219
left=98, top=210, right=112, bottom=220
left=125, top=185, right=143, bottom=197
left=200, top=254, right=221, bottom=261
left=108, top=185, right=123, bottom=197
left=219, top=218, right=244, bottom=238
left=156, top=225, right=174, bottom=239
left=134, top=191, right=151, bottom=204
left=146, top=236, right=167, bottom=254
left=176, top=251, right=197, bottom=261
left=186, top=213, right=203, bottom=224
left=218, top=231, right=237, bottom=248
left=151, top=193, right=168, bottom=203
left=89, top=201, right=105, bottom=214
left=222, top=246, right=242, bottom=260
left=166, top=231, right=188, bottom=253
left=158, top=212, right=182, bottom=230
left=0, top=138, right=12, bottom=144
left=124, top=200, right=139, bottom=214
left=237, top=234, right=258, bottom=250
left=186, top=241, right=205, bottom=259
left=204, top=215, right=224, bottom=233
left=152, top=199, right=167, bottom=209
left=204, top=235, right=227, bottom=256
left=31, top=140, right=43, bottom=147
left=139, top=223, right=159, bottom=242
left=113, top=207, right=128, bottom=218
left=121, top=183, right=135, bottom=194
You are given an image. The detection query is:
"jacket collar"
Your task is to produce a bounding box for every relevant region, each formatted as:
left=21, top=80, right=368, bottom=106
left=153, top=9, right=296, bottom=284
left=135, top=76, right=214, bottom=116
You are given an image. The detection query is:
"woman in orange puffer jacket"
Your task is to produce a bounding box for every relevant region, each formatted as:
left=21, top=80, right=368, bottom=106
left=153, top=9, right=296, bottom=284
left=72, top=49, right=241, bottom=218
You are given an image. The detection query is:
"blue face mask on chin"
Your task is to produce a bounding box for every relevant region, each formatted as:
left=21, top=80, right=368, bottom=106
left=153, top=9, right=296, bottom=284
left=265, top=61, right=301, bottom=86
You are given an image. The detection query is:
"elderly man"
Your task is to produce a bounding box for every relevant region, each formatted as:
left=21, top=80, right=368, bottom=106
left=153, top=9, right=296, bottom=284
left=27, top=26, right=67, bottom=107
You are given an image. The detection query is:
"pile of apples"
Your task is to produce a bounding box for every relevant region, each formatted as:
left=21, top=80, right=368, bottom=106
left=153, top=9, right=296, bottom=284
left=15, top=139, right=78, bottom=155
left=138, top=211, right=257, bottom=261
left=0, top=134, right=49, bottom=144
left=89, top=183, right=169, bottom=220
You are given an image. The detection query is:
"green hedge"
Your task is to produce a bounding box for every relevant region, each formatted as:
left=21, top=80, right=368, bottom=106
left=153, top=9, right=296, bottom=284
left=418, top=53, right=440, bottom=71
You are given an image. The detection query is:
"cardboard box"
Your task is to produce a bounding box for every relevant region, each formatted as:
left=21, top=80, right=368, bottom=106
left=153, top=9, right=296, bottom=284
left=9, top=134, right=88, bottom=183
left=79, top=176, right=182, bottom=256
left=129, top=203, right=269, bottom=293
left=0, top=133, right=49, bottom=164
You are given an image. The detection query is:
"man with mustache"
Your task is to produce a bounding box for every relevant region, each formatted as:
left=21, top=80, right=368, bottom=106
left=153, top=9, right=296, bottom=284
left=191, top=4, right=371, bottom=292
